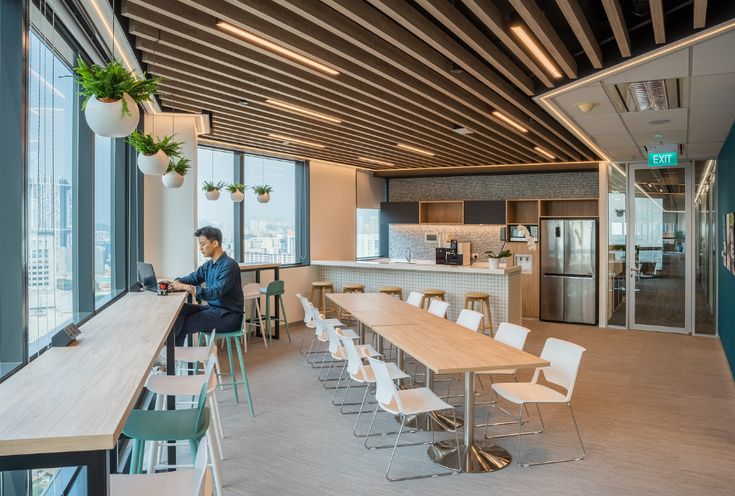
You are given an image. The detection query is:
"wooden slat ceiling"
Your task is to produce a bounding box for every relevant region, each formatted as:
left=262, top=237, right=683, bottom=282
left=120, top=0, right=714, bottom=171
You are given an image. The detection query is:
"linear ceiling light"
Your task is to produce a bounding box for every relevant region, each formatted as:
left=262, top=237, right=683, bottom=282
left=491, top=111, right=528, bottom=133
left=264, top=99, right=342, bottom=124
left=268, top=133, right=325, bottom=149
left=358, top=157, right=394, bottom=166
left=216, top=21, right=339, bottom=76
left=396, top=143, right=435, bottom=157
left=534, top=146, right=556, bottom=160
left=695, top=159, right=715, bottom=204
left=510, top=25, right=562, bottom=79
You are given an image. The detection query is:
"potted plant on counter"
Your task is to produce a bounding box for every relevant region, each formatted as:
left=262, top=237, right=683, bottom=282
left=251, top=184, right=273, bottom=203
left=74, top=58, right=159, bottom=137
left=202, top=181, right=225, bottom=200
left=128, top=131, right=182, bottom=175
left=227, top=182, right=246, bottom=202
left=485, top=245, right=512, bottom=270
left=162, top=157, right=191, bottom=188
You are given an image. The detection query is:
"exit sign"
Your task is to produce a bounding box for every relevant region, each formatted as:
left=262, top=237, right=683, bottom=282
left=648, top=151, right=678, bottom=167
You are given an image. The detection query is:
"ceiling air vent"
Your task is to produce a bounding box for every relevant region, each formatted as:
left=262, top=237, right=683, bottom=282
left=603, top=78, right=687, bottom=113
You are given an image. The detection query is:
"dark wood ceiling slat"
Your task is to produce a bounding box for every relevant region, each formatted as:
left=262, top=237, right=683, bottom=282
left=601, top=0, right=632, bottom=57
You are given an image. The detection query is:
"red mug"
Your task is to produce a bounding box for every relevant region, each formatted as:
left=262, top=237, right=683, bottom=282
left=158, top=281, right=169, bottom=295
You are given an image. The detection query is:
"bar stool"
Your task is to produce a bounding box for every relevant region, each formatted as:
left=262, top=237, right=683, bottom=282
left=379, top=286, right=403, bottom=300
left=421, top=288, right=446, bottom=310
left=311, top=281, right=335, bottom=316
left=339, top=283, right=364, bottom=320
left=464, top=292, right=494, bottom=336
left=260, top=280, right=291, bottom=344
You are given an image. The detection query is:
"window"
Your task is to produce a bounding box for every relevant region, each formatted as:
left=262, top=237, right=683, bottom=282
left=242, top=155, right=299, bottom=264
left=197, top=147, right=235, bottom=265
left=357, top=208, right=380, bottom=258
left=26, top=30, right=76, bottom=353
left=94, top=135, right=114, bottom=306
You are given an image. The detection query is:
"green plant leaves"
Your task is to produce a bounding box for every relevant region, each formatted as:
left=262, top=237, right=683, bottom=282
left=74, top=58, right=159, bottom=116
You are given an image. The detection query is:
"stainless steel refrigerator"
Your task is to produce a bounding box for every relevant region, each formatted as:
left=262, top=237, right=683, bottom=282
left=540, top=219, right=598, bottom=325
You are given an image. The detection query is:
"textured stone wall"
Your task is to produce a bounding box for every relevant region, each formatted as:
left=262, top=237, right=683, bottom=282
left=388, top=171, right=599, bottom=202
left=389, top=224, right=505, bottom=260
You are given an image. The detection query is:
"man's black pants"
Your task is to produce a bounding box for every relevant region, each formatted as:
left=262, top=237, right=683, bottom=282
left=172, top=303, right=243, bottom=346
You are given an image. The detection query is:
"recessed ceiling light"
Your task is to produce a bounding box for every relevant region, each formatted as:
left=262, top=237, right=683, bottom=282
left=491, top=111, right=528, bottom=133
left=647, top=119, right=671, bottom=125
left=509, top=24, right=562, bottom=79
left=267, top=133, right=325, bottom=149
left=238, top=99, right=249, bottom=106
left=452, top=125, right=474, bottom=135
left=450, top=62, right=464, bottom=74
left=264, top=99, right=342, bottom=124
left=396, top=143, right=435, bottom=157
left=534, top=146, right=556, bottom=160
left=216, top=20, right=340, bottom=76
left=358, top=157, right=394, bottom=166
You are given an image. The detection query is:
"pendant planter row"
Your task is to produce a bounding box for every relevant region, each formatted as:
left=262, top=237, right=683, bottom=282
left=202, top=189, right=272, bottom=203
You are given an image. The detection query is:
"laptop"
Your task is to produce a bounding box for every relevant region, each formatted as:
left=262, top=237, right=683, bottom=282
left=137, top=262, right=158, bottom=292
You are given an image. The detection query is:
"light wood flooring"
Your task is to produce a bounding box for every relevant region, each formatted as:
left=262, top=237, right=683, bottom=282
left=209, top=320, right=735, bottom=495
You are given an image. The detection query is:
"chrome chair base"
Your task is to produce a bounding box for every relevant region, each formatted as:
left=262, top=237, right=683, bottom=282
left=428, top=440, right=512, bottom=473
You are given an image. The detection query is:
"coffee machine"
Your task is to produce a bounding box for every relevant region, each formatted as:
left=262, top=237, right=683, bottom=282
left=445, top=239, right=471, bottom=266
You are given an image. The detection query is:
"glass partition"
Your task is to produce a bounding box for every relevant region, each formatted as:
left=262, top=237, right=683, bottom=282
left=694, top=160, right=717, bottom=335
left=607, top=163, right=627, bottom=327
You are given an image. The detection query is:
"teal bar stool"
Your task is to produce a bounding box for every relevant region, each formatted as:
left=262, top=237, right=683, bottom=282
left=260, top=280, right=291, bottom=345
left=199, top=326, right=255, bottom=417
left=123, top=380, right=210, bottom=474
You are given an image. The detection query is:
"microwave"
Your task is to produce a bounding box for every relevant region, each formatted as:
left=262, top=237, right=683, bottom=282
left=508, top=224, right=537, bottom=242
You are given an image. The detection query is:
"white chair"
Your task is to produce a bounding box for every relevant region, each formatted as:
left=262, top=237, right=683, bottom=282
left=320, top=316, right=379, bottom=390
left=456, top=309, right=483, bottom=331
left=364, top=356, right=460, bottom=481
left=338, top=336, right=410, bottom=433
left=243, top=282, right=265, bottom=350
left=144, top=356, right=224, bottom=495
left=297, top=293, right=316, bottom=353
left=427, top=299, right=449, bottom=318
left=110, top=437, right=211, bottom=496
left=306, top=303, right=351, bottom=367
left=405, top=291, right=424, bottom=307
left=489, top=337, right=586, bottom=467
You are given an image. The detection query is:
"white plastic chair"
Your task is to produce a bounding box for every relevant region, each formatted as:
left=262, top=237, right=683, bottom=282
left=297, top=293, right=316, bottom=353
left=456, top=309, right=483, bottom=331
left=365, top=356, right=460, bottom=481
left=306, top=303, right=352, bottom=367
left=427, top=300, right=449, bottom=318
left=320, top=316, right=379, bottom=390
left=489, top=337, right=586, bottom=467
left=405, top=291, right=424, bottom=307
left=110, top=437, right=211, bottom=495
left=242, top=283, right=265, bottom=350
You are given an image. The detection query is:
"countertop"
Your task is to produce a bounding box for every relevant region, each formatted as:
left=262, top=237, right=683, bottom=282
left=312, top=259, right=521, bottom=275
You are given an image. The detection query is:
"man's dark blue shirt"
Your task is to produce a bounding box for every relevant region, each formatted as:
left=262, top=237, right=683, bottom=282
left=176, top=253, right=243, bottom=314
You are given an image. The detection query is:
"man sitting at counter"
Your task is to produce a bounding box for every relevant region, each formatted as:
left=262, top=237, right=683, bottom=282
left=169, top=226, right=243, bottom=346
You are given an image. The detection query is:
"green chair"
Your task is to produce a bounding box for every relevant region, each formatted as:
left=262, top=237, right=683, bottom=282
left=124, top=380, right=210, bottom=474
left=260, top=280, right=291, bottom=345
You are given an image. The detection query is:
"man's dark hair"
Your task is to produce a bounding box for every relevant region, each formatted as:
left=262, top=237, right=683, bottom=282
left=194, top=226, right=223, bottom=246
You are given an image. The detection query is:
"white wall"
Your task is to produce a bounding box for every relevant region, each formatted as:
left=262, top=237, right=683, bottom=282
left=142, top=113, right=199, bottom=279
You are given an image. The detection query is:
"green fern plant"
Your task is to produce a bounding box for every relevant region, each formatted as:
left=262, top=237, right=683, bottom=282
left=166, top=157, right=191, bottom=176
left=202, top=181, right=225, bottom=192
left=74, top=58, right=159, bottom=116
left=226, top=182, right=246, bottom=193
left=251, top=184, right=273, bottom=195
left=127, top=131, right=182, bottom=157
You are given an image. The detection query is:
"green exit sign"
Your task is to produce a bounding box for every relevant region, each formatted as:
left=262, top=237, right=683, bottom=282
left=648, top=151, right=678, bottom=167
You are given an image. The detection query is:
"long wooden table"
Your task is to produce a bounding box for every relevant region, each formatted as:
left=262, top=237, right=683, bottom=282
left=328, top=292, right=548, bottom=473
left=0, top=291, right=187, bottom=494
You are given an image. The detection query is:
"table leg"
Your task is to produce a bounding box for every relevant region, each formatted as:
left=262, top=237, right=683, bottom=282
left=428, top=371, right=512, bottom=472
left=376, top=333, right=384, bottom=356
left=274, top=267, right=280, bottom=339
left=165, top=326, right=177, bottom=468
left=86, top=450, right=110, bottom=495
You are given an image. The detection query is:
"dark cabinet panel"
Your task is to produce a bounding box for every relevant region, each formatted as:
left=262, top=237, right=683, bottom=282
left=464, top=201, right=506, bottom=224
left=380, top=202, right=419, bottom=224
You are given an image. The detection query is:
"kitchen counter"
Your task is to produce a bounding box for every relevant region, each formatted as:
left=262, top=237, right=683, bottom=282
left=313, top=259, right=521, bottom=329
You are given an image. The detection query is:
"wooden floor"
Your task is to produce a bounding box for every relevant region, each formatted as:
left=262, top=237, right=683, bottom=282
left=210, top=320, right=735, bottom=495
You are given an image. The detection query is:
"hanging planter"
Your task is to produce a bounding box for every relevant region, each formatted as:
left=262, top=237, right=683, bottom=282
left=128, top=131, right=182, bottom=175
left=251, top=184, right=273, bottom=204
left=202, top=181, right=225, bottom=200
left=74, top=59, right=159, bottom=138
left=162, top=157, right=191, bottom=189
left=227, top=182, right=246, bottom=202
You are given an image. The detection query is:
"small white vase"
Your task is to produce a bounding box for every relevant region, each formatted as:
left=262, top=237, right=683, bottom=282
left=205, top=190, right=221, bottom=201
left=162, top=172, right=185, bottom=188
left=488, top=258, right=500, bottom=269
left=137, top=150, right=169, bottom=175
left=85, top=93, right=140, bottom=137
left=256, top=192, right=270, bottom=203
left=230, top=191, right=245, bottom=202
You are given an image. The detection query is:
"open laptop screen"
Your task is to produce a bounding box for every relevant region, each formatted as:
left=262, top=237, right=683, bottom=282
left=136, top=262, right=157, bottom=291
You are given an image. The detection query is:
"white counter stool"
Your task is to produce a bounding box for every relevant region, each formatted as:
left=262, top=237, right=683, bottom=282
left=110, top=437, right=211, bottom=496
left=339, top=283, right=365, bottom=321
left=379, top=286, right=403, bottom=300
left=420, top=288, right=446, bottom=310
left=310, top=281, right=335, bottom=317
left=464, top=292, right=494, bottom=336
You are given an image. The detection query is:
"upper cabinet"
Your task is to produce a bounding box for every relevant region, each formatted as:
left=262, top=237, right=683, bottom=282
left=464, top=200, right=506, bottom=225
left=419, top=201, right=464, bottom=224
left=379, top=201, right=419, bottom=224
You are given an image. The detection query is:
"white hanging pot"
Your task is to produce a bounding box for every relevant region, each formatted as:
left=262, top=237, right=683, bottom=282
left=162, top=172, right=185, bottom=188
left=488, top=258, right=500, bottom=270
left=256, top=192, right=270, bottom=203
left=230, top=191, right=245, bottom=202
left=85, top=93, right=140, bottom=137
left=205, top=190, right=221, bottom=201
left=137, top=150, right=169, bottom=175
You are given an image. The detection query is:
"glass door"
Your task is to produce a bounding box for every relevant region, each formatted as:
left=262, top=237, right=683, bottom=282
left=627, top=163, right=692, bottom=333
